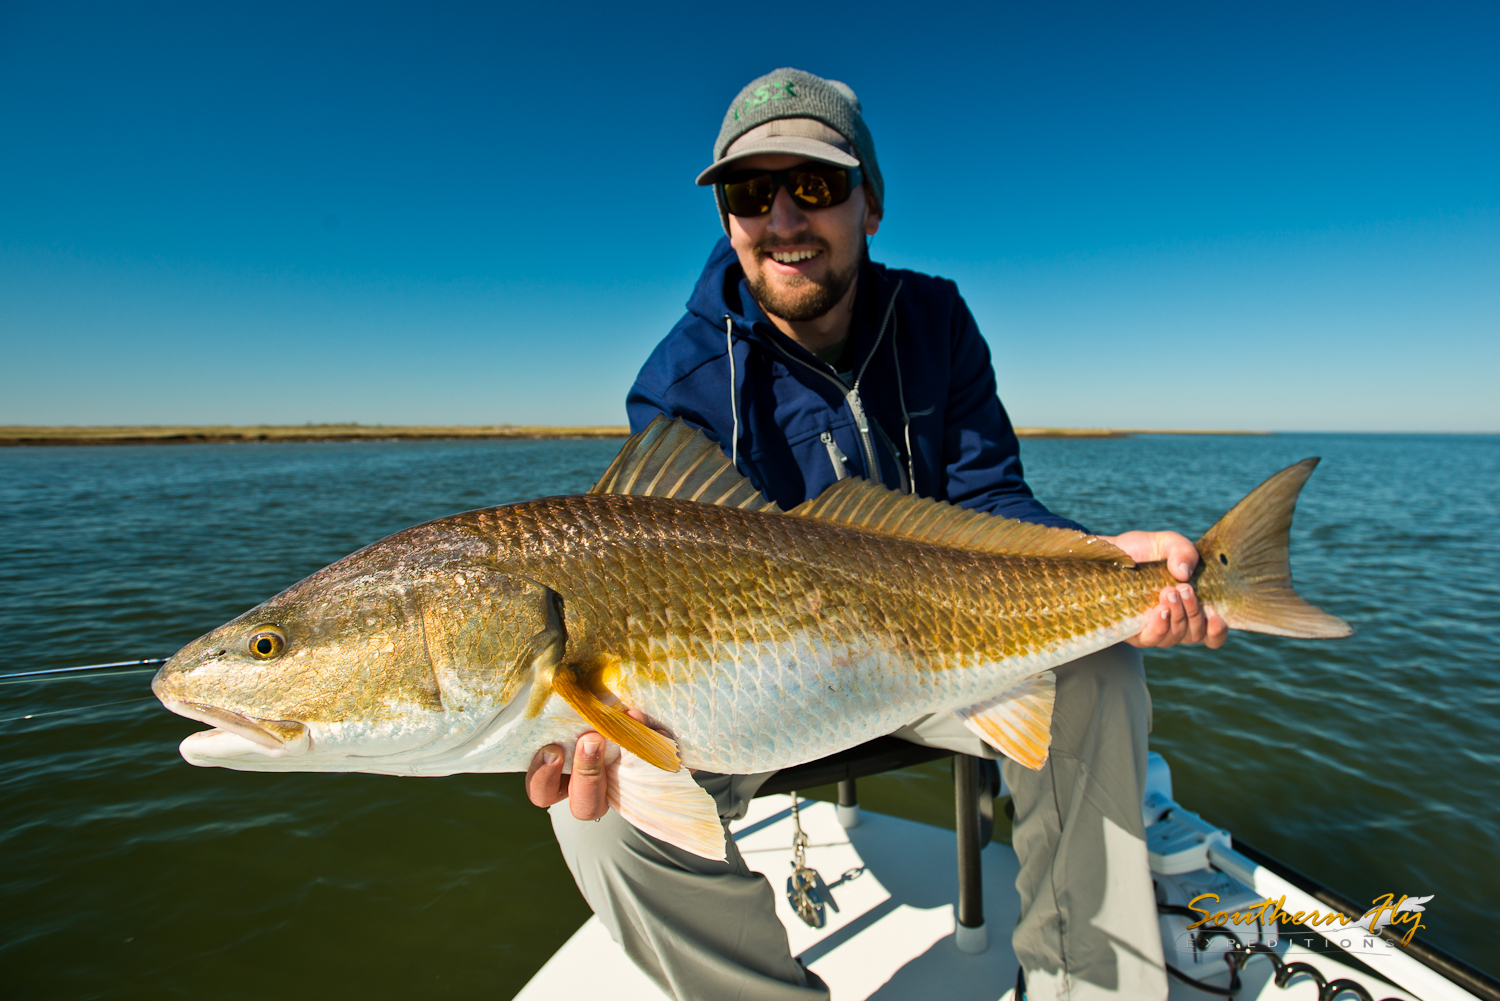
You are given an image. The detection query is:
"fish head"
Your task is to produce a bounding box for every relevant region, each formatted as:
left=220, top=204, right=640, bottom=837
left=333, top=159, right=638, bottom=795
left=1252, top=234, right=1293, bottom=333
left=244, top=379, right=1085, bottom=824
left=153, top=539, right=567, bottom=774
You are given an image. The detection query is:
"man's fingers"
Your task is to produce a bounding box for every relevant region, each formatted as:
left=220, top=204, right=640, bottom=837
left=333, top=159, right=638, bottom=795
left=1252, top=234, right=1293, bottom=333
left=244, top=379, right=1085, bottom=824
left=1161, top=586, right=1188, bottom=646
left=1162, top=534, right=1199, bottom=582
left=1178, top=584, right=1208, bottom=645
left=526, top=713, right=665, bottom=819
left=528, top=712, right=684, bottom=818
left=569, top=733, right=609, bottom=822
left=1100, top=531, right=1201, bottom=582
left=1204, top=606, right=1229, bottom=649
left=525, top=744, right=569, bottom=808
left=1127, top=594, right=1168, bottom=647
left=1127, top=583, right=1228, bottom=650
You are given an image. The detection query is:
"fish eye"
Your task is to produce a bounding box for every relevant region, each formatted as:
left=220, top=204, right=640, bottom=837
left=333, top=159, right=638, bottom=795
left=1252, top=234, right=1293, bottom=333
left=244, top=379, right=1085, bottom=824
left=246, top=626, right=286, bottom=660
left=1219, top=553, right=1229, bottom=566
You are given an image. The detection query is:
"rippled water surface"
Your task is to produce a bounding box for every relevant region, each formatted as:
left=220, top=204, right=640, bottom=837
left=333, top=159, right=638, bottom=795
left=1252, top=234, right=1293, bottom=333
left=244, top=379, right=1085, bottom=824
left=2, top=434, right=1496, bottom=996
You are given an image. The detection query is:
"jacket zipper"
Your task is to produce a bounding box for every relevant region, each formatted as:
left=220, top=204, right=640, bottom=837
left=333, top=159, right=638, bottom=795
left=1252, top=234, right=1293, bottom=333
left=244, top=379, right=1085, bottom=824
left=819, top=432, right=851, bottom=480
left=757, top=279, right=903, bottom=483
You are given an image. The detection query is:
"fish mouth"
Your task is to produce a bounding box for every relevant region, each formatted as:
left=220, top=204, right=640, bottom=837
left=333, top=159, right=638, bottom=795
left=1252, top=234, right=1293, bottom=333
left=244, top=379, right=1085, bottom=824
left=159, top=699, right=312, bottom=760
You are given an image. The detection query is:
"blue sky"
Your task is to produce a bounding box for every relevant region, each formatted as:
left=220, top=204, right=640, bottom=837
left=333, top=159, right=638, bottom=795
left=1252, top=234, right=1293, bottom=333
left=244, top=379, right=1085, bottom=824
left=2, top=1, right=1495, bottom=431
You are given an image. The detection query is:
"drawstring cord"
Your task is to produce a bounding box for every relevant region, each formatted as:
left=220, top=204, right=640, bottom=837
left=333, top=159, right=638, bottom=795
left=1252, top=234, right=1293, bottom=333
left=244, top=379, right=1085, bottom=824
left=725, top=314, right=739, bottom=470
left=889, top=311, right=915, bottom=494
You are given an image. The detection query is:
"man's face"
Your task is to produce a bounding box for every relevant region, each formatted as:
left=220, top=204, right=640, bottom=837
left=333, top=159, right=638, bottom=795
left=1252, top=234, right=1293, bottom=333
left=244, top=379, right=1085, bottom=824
left=726, top=154, right=882, bottom=323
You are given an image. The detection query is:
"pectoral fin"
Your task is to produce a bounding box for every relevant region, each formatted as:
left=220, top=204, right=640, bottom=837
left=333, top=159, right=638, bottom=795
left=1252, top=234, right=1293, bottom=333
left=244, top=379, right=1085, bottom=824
left=549, top=667, right=681, bottom=772
left=607, top=748, right=727, bottom=862
left=952, top=671, right=1057, bottom=770
left=520, top=593, right=568, bottom=720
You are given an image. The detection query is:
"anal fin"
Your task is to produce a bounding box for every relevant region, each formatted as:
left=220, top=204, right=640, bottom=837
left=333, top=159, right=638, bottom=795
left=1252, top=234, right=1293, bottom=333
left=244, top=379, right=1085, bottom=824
left=550, top=667, right=682, bottom=772
left=608, top=748, right=727, bottom=862
left=952, top=671, right=1057, bottom=771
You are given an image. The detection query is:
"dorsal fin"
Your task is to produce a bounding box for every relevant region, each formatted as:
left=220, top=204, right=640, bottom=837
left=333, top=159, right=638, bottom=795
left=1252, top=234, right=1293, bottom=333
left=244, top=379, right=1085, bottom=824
left=589, top=416, right=781, bottom=512
left=789, top=477, right=1134, bottom=565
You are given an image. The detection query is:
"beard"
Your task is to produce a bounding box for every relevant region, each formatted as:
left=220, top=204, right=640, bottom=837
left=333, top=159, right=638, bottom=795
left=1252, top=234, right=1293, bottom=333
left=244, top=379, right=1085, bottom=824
left=747, top=241, right=861, bottom=322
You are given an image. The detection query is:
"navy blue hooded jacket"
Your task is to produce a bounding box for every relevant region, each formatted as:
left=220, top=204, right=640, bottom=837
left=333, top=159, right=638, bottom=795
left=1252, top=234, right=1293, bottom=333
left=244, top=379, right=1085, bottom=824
left=627, top=238, right=1084, bottom=532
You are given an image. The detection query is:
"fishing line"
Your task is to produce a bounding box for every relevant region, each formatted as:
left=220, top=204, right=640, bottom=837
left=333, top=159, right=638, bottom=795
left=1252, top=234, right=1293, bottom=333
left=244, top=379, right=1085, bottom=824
left=0, top=696, right=157, bottom=725
left=0, top=658, right=168, bottom=682
left=0, top=667, right=160, bottom=688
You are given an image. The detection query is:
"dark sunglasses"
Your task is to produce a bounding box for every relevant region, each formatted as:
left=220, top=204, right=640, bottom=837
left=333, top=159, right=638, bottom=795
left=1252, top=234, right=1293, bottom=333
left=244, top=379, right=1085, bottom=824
left=719, top=163, right=863, bottom=217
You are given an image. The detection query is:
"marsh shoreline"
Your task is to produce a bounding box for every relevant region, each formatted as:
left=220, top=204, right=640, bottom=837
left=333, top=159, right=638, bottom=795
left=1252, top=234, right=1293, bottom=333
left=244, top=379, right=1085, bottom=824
left=0, top=424, right=1270, bottom=446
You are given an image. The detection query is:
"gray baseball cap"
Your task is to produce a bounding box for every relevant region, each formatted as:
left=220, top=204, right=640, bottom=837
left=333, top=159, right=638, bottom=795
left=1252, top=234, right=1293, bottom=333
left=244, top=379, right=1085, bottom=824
left=695, top=118, right=860, bottom=185
left=697, top=68, right=883, bottom=230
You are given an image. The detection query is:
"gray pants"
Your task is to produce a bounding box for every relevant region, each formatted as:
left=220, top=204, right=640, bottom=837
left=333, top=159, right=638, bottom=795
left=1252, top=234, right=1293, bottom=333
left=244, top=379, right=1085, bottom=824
left=1004, top=646, right=1168, bottom=1001
left=549, top=645, right=1165, bottom=1001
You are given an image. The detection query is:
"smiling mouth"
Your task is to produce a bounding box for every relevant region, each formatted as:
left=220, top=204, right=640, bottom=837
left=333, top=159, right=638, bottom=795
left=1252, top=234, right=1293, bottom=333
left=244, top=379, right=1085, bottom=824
left=159, top=699, right=311, bottom=758
left=768, top=249, right=822, bottom=264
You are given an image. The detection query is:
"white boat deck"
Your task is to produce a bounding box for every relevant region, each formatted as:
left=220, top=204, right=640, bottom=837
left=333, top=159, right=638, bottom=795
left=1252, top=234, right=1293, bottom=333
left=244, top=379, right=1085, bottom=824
left=517, top=794, right=1425, bottom=1001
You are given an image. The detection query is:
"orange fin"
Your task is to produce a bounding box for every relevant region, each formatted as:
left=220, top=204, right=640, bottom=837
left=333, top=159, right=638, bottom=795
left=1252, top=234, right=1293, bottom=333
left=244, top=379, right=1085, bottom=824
left=608, top=748, right=726, bottom=861
left=550, top=668, right=681, bottom=772
left=952, top=671, right=1056, bottom=770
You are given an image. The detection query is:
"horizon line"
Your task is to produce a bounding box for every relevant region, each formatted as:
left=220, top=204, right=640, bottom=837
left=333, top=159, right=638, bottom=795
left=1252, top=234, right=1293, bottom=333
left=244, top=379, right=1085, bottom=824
left=1, top=424, right=1495, bottom=447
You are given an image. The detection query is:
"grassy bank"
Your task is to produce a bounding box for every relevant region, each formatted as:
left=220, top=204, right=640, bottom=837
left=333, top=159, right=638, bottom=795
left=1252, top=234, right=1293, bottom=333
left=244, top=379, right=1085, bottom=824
left=0, top=424, right=1270, bottom=446
left=0, top=424, right=633, bottom=446
left=1015, top=427, right=1268, bottom=438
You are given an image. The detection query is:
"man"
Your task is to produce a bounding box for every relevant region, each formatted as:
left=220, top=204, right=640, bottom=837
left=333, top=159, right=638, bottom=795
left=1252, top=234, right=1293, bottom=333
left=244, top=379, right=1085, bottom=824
left=527, top=68, right=1225, bottom=1001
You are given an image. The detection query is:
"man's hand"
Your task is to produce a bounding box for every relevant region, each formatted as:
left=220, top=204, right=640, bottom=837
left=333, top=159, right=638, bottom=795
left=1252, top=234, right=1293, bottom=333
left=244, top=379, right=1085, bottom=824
left=525, top=709, right=681, bottom=821
left=1099, top=531, right=1228, bottom=650
left=527, top=729, right=610, bottom=820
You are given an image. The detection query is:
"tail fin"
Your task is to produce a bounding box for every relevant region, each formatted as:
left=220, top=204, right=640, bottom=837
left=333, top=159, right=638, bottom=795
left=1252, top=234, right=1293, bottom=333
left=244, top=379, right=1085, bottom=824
left=1195, top=458, right=1352, bottom=639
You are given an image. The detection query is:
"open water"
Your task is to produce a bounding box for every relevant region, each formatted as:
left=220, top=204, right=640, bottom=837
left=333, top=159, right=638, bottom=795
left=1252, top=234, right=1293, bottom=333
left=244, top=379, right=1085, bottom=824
left=1, top=434, right=1496, bottom=998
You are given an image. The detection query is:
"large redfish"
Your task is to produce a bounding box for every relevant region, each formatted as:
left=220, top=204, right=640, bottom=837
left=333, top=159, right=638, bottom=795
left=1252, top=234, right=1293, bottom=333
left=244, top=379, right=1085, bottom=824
left=152, top=418, right=1349, bottom=859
